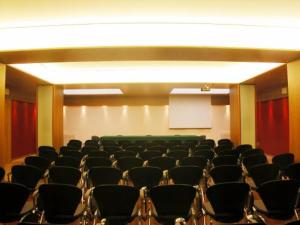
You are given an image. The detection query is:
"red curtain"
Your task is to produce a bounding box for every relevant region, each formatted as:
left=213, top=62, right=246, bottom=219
left=11, top=100, right=37, bottom=159
left=256, top=97, right=289, bottom=155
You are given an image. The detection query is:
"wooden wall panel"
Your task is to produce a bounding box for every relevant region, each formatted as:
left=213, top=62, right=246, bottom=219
left=0, top=64, right=6, bottom=166
left=287, top=60, right=300, bottom=161
left=230, top=84, right=241, bottom=146
left=5, top=98, right=11, bottom=163
left=52, top=86, right=64, bottom=150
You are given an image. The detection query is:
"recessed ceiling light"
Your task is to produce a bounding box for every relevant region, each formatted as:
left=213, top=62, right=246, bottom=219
left=170, top=88, right=230, bottom=95
left=9, top=61, right=282, bottom=84
left=63, top=89, right=123, bottom=95
left=1, top=23, right=300, bottom=50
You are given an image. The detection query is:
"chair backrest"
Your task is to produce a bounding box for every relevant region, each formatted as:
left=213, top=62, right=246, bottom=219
left=38, top=146, right=58, bottom=162
left=38, top=184, right=82, bottom=223
left=241, top=149, right=264, bottom=159
left=179, top=156, right=207, bottom=170
left=148, top=156, right=176, bottom=171
left=55, top=156, right=81, bottom=168
left=235, top=144, right=253, bottom=155
left=212, top=155, right=238, bottom=167
left=217, top=139, right=234, bottom=148
left=168, top=145, right=190, bottom=152
left=147, top=146, right=167, bottom=153
left=125, top=146, right=145, bottom=154
left=128, top=166, right=163, bottom=189
left=201, top=139, right=215, bottom=149
left=67, top=139, right=82, bottom=149
left=85, top=151, right=109, bottom=158
left=81, top=146, right=100, bottom=156
left=88, top=167, right=122, bottom=186
left=0, top=166, right=5, bottom=182
left=84, top=139, right=99, bottom=148
left=60, top=150, right=84, bottom=161
left=103, top=146, right=122, bottom=155
left=242, top=154, right=267, bottom=172
left=92, top=185, right=139, bottom=224
left=206, top=182, right=249, bottom=222
left=85, top=157, right=112, bottom=170
left=116, top=157, right=143, bottom=172
left=12, top=165, right=43, bottom=191
left=209, top=165, right=243, bottom=184
left=272, top=153, right=295, bottom=171
left=149, top=184, right=196, bottom=224
left=257, top=180, right=300, bottom=219
left=216, top=149, right=239, bottom=158
left=24, top=156, right=50, bottom=174
left=286, top=162, right=300, bottom=182
left=193, top=150, right=215, bottom=161
left=248, top=163, right=279, bottom=187
left=48, top=166, right=81, bottom=186
left=192, top=145, right=211, bottom=152
left=0, top=183, right=30, bottom=222
left=113, top=150, right=136, bottom=160
left=169, top=166, right=203, bottom=186
left=139, top=150, right=163, bottom=161
left=166, top=150, right=189, bottom=160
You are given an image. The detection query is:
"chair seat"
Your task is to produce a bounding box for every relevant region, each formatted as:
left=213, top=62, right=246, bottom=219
left=203, top=201, right=244, bottom=223
left=254, top=200, right=295, bottom=220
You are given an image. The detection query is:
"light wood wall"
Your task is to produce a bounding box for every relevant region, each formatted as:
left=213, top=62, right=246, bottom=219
left=230, top=84, right=241, bottom=146
left=287, top=59, right=300, bottom=161
left=0, top=64, right=6, bottom=166
left=52, top=86, right=64, bottom=150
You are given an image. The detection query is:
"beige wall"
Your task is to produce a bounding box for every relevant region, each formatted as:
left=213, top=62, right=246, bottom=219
left=37, top=85, right=53, bottom=146
left=63, top=105, right=230, bottom=143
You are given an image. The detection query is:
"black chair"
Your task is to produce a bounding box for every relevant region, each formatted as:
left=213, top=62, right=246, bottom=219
left=201, top=139, right=215, bottom=149
left=48, top=166, right=81, bottom=186
left=103, top=146, right=122, bottom=156
left=203, top=182, right=250, bottom=223
left=286, top=163, right=300, bottom=183
left=84, top=139, right=99, bottom=148
left=84, top=151, right=110, bottom=158
left=169, top=166, right=203, bottom=186
left=248, top=164, right=279, bottom=189
left=92, top=185, right=140, bottom=225
left=38, top=146, right=58, bottom=162
left=115, top=157, right=143, bottom=172
left=24, top=156, right=50, bottom=175
left=254, top=180, right=300, bottom=220
left=166, top=150, right=188, bottom=160
left=60, top=146, right=80, bottom=154
left=88, top=167, right=122, bottom=187
left=242, top=154, right=267, bottom=173
left=128, top=166, right=163, bottom=189
left=236, top=144, right=253, bottom=155
left=0, top=166, right=5, bottom=181
left=118, top=140, right=133, bottom=149
left=209, top=165, right=243, bottom=184
left=168, top=145, right=190, bottom=152
left=60, top=150, right=84, bottom=161
left=149, top=184, right=196, bottom=225
left=139, top=150, right=163, bottom=161
left=214, top=145, right=233, bottom=155
left=113, top=150, right=136, bottom=160
left=102, top=140, right=119, bottom=147
left=125, top=146, right=145, bottom=154
left=148, top=156, right=176, bottom=171
left=192, top=145, right=212, bottom=152
left=81, top=146, right=100, bottom=156
left=0, top=183, right=32, bottom=223
left=183, top=140, right=199, bottom=148
left=55, top=156, right=81, bottom=168
left=38, top=183, right=84, bottom=224
left=11, top=165, right=43, bottom=191
left=147, top=146, right=167, bottom=153
left=179, top=156, right=207, bottom=170
left=241, top=148, right=264, bottom=159
left=272, top=153, right=295, bottom=176
left=217, top=139, right=234, bottom=148
left=193, top=150, right=215, bottom=161
left=216, top=149, right=240, bottom=158
left=212, top=155, right=239, bottom=167
left=85, top=157, right=112, bottom=170
left=67, top=139, right=82, bottom=149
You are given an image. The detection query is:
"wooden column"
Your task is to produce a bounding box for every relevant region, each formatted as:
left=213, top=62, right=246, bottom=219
left=52, top=86, right=64, bottom=150
left=287, top=59, right=300, bottom=161
left=230, top=84, right=256, bottom=147
left=37, top=85, right=64, bottom=150
left=0, top=64, right=6, bottom=166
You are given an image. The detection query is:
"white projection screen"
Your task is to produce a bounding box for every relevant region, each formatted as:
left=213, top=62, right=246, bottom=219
left=169, top=95, right=212, bottom=128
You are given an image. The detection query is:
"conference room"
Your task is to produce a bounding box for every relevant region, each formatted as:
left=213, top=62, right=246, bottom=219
left=0, top=1, right=300, bottom=225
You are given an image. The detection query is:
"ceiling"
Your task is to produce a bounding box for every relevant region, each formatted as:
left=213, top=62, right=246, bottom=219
left=0, top=0, right=296, bottom=96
